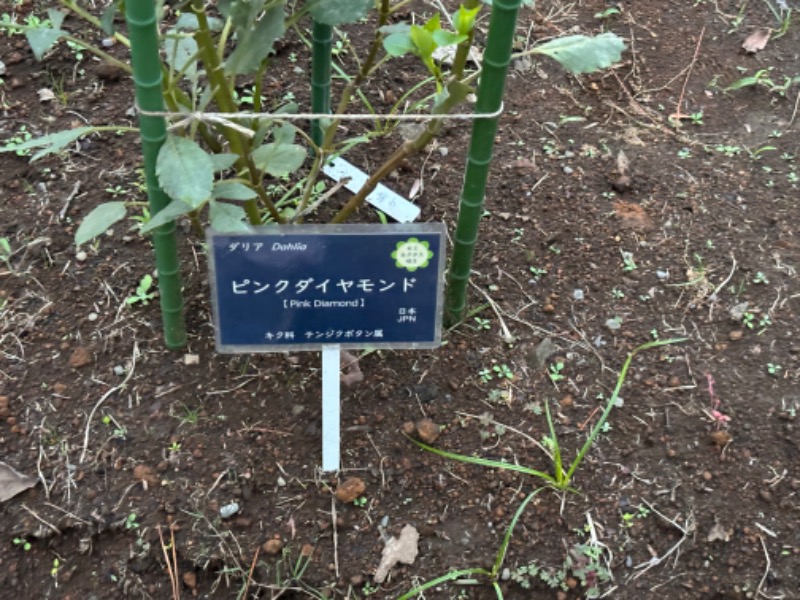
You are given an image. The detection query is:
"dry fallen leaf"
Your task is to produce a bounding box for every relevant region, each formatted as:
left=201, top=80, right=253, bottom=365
left=374, top=524, right=419, bottom=583
left=0, top=461, right=36, bottom=502
left=742, top=29, right=770, bottom=53
left=37, top=88, right=55, bottom=102
left=707, top=521, right=732, bottom=542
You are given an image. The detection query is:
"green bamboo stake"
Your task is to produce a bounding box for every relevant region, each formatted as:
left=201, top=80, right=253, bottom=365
left=310, top=20, right=332, bottom=147
left=125, top=0, right=187, bottom=349
left=444, top=0, right=522, bottom=327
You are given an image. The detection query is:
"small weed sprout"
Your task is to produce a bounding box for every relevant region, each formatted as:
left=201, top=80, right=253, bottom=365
left=620, top=250, right=637, bottom=272
left=13, top=537, right=31, bottom=551
left=124, top=513, right=140, bottom=530
left=126, top=274, right=157, bottom=306
left=753, top=272, right=769, bottom=284
left=353, top=496, right=367, bottom=508
left=548, top=361, right=566, bottom=383
left=493, top=364, right=513, bottom=380
left=0, top=237, right=13, bottom=271
left=767, top=363, right=783, bottom=376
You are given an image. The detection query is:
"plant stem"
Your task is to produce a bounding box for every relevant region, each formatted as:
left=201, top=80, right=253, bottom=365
left=190, top=0, right=281, bottom=224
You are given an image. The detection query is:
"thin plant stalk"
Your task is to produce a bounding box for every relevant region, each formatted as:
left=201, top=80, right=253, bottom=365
left=399, top=488, right=545, bottom=599
left=410, top=338, right=686, bottom=490
left=125, top=0, right=186, bottom=349
left=444, top=0, right=523, bottom=326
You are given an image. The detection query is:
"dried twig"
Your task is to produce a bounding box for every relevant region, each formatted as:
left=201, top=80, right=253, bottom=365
left=241, top=545, right=260, bottom=599
left=670, top=27, right=705, bottom=121
left=158, top=525, right=180, bottom=600
left=629, top=501, right=695, bottom=582
left=79, top=342, right=138, bottom=464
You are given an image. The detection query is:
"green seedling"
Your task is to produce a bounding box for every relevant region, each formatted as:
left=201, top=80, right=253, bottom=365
left=0, top=237, right=12, bottom=271
left=126, top=274, right=156, bottom=306
left=767, top=363, right=782, bottom=375
left=353, top=496, right=367, bottom=508
left=124, top=513, right=139, bottom=530
left=620, top=250, right=637, bottom=272
left=690, top=110, right=704, bottom=125
left=492, top=364, right=513, bottom=380
left=529, top=266, right=548, bottom=279
left=51, top=558, right=61, bottom=579
left=167, top=441, right=181, bottom=453
left=409, top=338, right=686, bottom=493
left=753, top=272, right=769, bottom=284
left=399, top=488, right=546, bottom=600
left=548, top=361, right=566, bottom=383
left=677, top=148, right=692, bottom=159
left=479, top=368, right=493, bottom=383
left=13, top=537, right=31, bottom=551
left=472, top=316, right=491, bottom=330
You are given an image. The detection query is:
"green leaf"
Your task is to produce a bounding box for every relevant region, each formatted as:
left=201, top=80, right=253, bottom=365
left=0, top=127, right=95, bottom=162
left=531, top=33, right=626, bottom=74
left=423, top=13, right=441, bottom=33
left=164, top=34, right=198, bottom=82
left=410, top=25, right=435, bottom=59
left=209, top=201, right=250, bottom=232
left=381, top=25, right=414, bottom=57
left=100, top=0, right=123, bottom=35
left=309, top=0, right=373, bottom=26
left=432, top=30, right=467, bottom=48
left=453, top=5, right=481, bottom=36
left=174, top=13, right=224, bottom=31
left=139, top=198, right=194, bottom=233
left=75, top=202, right=127, bottom=246
left=224, top=3, right=285, bottom=75
left=213, top=181, right=257, bottom=201
left=156, top=135, right=214, bottom=208
left=210, top=153, right=239, bottom=171
left=271, top=122, right=296, bottom=145
left=26, top=26, right=66, bottom=61
left=251, top=143, right=306, bottom=177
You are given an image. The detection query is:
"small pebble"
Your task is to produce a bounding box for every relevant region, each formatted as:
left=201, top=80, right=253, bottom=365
left=656, top=270, right=670, bottom=280
left=605, top=318, right=622, bottom=331
left=219, top=502, right=240, bottom=519
left=75, top=251, right=88, bottom=262
left=87, top=312, right=98, bottom=322
left=113, top=365, right=126, bottom=376
left=563, top=166, right=574, bottom=175
left=572, top=288, right=584, bottom=300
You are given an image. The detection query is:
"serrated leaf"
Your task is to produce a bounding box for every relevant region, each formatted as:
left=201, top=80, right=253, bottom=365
left=164, top=34, right=198, bottom=82
left=213, top=181, right=257, bottom=200
left=75, top=202, right=127, bottom=246
left=210, top=152, right=239, bottom=171
left=309, top=0, right=373, bottom=26
left=251, top=143, right=306, bottom=177
left=139, top=198, right=194, bottom=233
left=0, top=127, right=95, bottom=161
left=224, top=3, right=285, bottom=75
left=156, top=135, right=214, bottom=208
left=209, top=201, right=250, bottom=232
left=532, top=33, right=625, bottom=74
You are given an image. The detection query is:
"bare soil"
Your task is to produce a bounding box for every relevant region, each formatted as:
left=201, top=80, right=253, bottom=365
left=1, top=1, right=800, bottom=599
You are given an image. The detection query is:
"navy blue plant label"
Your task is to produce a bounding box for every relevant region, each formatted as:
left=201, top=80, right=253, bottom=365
left=208, top=224, right=446, bottom=352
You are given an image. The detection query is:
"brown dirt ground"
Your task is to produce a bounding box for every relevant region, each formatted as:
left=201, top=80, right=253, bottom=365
left=1, top=1, right=800, bottom=599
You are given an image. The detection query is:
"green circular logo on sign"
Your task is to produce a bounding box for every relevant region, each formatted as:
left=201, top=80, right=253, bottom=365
left=392, top=238, right=433, bottom=272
